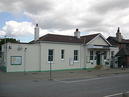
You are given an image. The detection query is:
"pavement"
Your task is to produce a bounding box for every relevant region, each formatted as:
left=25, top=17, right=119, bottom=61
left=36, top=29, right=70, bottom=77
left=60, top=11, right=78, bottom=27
left=0, top=68, right=129, bottom=82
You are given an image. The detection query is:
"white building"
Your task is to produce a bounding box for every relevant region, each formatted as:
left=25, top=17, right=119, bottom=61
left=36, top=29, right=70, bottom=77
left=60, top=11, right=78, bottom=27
left=0, top=25, right=119, bottom=72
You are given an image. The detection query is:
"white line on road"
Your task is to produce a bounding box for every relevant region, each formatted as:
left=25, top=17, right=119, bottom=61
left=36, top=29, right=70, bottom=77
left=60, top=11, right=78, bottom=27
left=54, top=74, right=129, bottom=83
left=103, top=93, right=122, bottom=97
left=104, top=91, right=129, bottom=97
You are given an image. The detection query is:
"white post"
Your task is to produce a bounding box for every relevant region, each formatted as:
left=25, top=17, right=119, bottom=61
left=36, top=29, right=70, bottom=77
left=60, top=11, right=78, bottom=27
left=49, top=56, right=52, bottom=80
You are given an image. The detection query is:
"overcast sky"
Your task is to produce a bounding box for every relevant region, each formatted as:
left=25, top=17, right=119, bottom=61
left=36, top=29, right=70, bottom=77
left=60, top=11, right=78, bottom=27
left=0, top=0, right=129, bottom=42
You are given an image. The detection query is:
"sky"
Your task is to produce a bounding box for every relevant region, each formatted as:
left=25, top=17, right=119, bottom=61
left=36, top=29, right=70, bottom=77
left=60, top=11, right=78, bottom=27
left=0, top=0, right=129, bottom=42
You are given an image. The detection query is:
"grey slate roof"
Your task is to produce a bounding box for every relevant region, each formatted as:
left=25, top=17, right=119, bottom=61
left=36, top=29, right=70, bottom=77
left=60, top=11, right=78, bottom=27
left=107, top=36, right=129, bottom=45
left=116, top=48, right=129, bottom=56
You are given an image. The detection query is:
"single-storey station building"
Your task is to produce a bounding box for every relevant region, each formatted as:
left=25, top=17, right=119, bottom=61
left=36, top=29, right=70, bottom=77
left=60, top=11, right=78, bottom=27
left=0, top=24, right=118, bottom=72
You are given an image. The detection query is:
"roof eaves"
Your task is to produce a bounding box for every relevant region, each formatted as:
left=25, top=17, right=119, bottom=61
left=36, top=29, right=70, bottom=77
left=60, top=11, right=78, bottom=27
left=38, top=40, right=82, bottom=45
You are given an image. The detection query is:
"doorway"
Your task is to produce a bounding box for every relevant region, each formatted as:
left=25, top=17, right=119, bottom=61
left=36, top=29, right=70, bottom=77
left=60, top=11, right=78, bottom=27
left=96, top=51, right=101, bottom=65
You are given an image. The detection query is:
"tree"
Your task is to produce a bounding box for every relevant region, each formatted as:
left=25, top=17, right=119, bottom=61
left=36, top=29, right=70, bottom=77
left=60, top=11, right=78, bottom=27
left=0, top=38, right=19, bottom=51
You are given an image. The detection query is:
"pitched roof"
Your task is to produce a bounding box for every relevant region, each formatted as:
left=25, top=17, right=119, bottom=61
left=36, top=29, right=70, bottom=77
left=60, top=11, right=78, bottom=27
left=80, top=33, right=99, bottom=44
left=107, top=36, right=129, bottom=45
left=107, top=37, right=118, bottom=46
left=38, top=34, right=81, bottom=43
left=116, top=48, right=129, bottom=56
left=31, top=33, right=99, bottom=44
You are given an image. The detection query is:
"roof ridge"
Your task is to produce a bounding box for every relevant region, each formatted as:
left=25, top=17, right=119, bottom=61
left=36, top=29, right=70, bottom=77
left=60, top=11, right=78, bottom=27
left=45, top=33, right=74, bottom=37
left=31, top=33, right=101, bottom=44
left=81, top=33, right=100, bottom=37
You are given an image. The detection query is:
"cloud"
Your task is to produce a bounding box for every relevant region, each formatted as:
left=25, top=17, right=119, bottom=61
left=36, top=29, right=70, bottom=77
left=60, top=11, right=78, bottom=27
left=90, top=0, right=129, bottom=14
left=0, top=21, right=75, bottom=42
left=0, top=30, right=6, bottom=36
left=0, top=21, right=34, bottom=37
left=1, top=0, right=129, bottom=41
left=0, top=0, right=53, bottom=14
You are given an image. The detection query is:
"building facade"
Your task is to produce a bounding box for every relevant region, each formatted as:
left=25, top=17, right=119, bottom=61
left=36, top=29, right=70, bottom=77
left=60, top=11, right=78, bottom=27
left=0, top=25, right=118, bottom=72
left=107, top=27, right=129, bottom=68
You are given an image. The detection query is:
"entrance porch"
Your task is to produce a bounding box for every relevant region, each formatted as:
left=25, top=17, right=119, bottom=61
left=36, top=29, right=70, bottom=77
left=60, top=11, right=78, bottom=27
left=86, top=45, right=110, bottom=68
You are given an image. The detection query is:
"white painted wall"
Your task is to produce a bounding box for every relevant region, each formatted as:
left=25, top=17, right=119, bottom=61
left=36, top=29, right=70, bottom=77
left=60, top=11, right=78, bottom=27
left=40, top=42, right=82, bottom=71
left=5, top=43, right=39, bottom=72
left=2, top=35, right=119, bottom=72
left=5, top=42, right=82, bottom=72
left=88, top=35, right=108, bottom=45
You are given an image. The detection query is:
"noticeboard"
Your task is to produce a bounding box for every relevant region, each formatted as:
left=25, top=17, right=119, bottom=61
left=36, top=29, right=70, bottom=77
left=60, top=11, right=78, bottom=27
left=11, top=56, right=22, bottom=65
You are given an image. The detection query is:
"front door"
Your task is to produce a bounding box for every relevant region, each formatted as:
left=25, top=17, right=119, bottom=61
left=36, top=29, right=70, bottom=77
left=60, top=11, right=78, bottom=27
left=96, top=51, right=101, bottom=65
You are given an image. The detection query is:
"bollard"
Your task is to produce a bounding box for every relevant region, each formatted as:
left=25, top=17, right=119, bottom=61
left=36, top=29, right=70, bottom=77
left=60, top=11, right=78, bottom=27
left=122, top=93, right=129, bottom=97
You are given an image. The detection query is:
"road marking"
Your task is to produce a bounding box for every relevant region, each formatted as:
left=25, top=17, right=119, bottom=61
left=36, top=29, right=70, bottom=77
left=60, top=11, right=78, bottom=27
left=104, top=91, right=129, bottom=97
left=54, top=74, right=129, bottom=83
left=104, top=93, right=122, bottom=97
left=54, top=79, right=70, bottom=83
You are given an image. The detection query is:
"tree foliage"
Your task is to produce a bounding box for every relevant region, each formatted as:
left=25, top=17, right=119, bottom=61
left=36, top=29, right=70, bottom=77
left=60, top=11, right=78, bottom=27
left=0, top=38, right=19, bottom=51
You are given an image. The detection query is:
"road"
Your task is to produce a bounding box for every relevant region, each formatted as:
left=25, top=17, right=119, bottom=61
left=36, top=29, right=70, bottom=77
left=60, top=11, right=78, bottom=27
left=0, top=73, right=129, bottom=97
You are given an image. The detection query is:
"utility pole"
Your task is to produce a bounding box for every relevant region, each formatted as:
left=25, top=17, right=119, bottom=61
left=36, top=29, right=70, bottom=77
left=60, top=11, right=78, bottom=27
left=4, top=35, right=7, bottom=66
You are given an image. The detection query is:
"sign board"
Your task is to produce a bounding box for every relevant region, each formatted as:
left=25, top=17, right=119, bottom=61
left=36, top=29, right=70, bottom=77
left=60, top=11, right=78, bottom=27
left=69, top=58, right=74, bottom=65
left=11, top=56, right=22, bottom=65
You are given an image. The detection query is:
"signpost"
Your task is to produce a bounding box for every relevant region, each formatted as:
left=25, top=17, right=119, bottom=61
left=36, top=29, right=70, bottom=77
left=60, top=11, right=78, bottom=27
left=24, top=48, right=27, bottom=75
left=49, top=56, right=52, bottom=80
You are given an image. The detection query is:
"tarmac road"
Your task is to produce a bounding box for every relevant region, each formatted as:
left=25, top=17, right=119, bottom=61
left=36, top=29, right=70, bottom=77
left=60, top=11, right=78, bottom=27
left=0, top=73, right=129, bottom=97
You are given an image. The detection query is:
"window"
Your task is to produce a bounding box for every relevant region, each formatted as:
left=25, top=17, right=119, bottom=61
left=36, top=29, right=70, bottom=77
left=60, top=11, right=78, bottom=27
left=74, top=50, right=78, bottom=61
left=61, top=49, right=64, bottom=60
left=90, top=50, right=93, bottom=60
left=48, top=49, right=54, bottom=62
left=104, top=51, right=107, bottom=59
left=111, top=51, right=114, bottom=58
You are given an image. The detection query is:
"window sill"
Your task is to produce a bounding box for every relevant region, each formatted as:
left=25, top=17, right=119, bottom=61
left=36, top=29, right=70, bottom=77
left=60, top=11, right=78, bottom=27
left=74, top=61, right=79, bottom=63
left=48, top=61, right=54, bottom=64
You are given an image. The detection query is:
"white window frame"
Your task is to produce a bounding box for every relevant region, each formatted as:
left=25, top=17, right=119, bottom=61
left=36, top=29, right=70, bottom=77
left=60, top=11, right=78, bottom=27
left=74, top=50, right=79, bottom=62
left=48, top=49, right=54, bottom=63
left=61, top=49, right=64, bottom=60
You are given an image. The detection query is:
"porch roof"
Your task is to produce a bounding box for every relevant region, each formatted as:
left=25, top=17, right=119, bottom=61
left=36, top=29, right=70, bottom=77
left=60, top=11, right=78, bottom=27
left=87, top=45, right=110, bottom=49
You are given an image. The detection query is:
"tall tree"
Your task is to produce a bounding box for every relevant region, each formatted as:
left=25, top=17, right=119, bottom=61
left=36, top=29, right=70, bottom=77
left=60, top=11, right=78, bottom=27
left=0, top=38, right=19, bottom=51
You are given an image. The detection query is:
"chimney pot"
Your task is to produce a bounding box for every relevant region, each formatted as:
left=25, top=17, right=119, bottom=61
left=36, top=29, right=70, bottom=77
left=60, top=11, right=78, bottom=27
left=76, top=28, right=79, bottom=32
left=36, top=24, right=38, bottom=27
